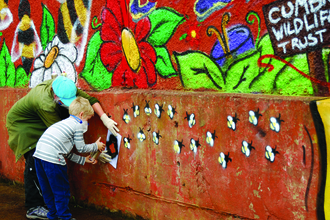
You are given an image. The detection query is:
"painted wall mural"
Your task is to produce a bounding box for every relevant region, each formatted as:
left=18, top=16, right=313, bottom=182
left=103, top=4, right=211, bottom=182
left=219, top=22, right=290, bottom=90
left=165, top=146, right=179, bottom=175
left=0, top=0, right=328, bottom=96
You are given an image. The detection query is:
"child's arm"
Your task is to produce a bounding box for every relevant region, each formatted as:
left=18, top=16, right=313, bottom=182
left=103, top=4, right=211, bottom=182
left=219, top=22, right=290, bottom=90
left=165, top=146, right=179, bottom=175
left=73, top=128, right=99, bottom=153
left=66, top=152, right=87, bottom=165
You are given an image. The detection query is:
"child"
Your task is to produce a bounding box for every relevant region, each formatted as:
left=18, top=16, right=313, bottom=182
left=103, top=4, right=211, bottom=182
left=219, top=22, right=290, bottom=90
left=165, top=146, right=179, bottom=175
left=33, top=96, right=105, bottom=220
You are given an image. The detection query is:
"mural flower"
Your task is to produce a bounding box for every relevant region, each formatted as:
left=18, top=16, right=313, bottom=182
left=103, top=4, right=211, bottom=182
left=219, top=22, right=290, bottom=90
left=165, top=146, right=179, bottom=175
left=100, top=0, right=157, bottom=88
left=185, top=21, right=201, bottom=48
left=29, top=35, right=78, bottom=88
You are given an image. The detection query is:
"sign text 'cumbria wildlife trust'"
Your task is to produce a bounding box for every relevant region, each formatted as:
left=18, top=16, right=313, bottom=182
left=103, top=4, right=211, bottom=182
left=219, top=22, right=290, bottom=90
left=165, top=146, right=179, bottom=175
left=263, top=0, right=330, bottom=57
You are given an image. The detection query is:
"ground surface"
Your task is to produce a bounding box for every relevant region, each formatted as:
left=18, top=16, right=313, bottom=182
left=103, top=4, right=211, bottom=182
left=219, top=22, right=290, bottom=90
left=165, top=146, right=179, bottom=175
left=0, top=178, right=138, bottom=220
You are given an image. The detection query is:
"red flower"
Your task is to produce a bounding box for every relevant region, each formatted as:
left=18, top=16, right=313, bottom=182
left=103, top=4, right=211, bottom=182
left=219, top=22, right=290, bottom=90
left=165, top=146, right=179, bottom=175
left=185, top=21, right=201, bottom=48
left=100, top=0, right=157, bottom=88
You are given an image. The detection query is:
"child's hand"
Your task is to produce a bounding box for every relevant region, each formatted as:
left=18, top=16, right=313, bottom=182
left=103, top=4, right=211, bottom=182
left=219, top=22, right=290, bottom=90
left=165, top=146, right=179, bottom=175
left=85, top=155, right=97, bottom=164
left=95, top=137, right=105, bottom=152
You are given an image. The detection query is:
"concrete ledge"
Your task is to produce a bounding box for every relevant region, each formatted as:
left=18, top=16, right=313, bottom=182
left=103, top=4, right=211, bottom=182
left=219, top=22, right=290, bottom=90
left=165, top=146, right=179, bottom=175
left=0, top=88, right=323, bottom=219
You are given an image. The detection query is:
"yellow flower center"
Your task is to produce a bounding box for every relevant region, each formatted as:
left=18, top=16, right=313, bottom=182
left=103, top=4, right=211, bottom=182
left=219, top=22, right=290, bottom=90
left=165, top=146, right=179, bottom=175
left=44, top=46, right=59, bottom=69
left=191, top=30, right=196, bottom=38
left=121, top=28, right=141, bottom=72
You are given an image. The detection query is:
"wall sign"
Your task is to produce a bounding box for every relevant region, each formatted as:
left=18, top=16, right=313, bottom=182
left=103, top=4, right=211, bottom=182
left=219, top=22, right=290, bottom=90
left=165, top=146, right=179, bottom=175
left=263, top=0, right=330, bottom=56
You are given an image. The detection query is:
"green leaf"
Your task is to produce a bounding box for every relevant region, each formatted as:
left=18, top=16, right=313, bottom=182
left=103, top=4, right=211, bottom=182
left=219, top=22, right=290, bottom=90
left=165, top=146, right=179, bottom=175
left=154, top=46, right=177, bottom=78
left=80, top=31, right=113, bottom=90
left=0, top=40, right=15, bottom=87
left=174, top=51, right=225, bottom=90
left=272, top=54, right=313, bottom=95
left=40, top=4, right=55, bottom=50
left=15, top=66, right=29, bottom=87
left=148, top=7, right=185, bottom=46
left=180, top=33, right=187, bottom=40
left=224, top=50, right=261, bottom=92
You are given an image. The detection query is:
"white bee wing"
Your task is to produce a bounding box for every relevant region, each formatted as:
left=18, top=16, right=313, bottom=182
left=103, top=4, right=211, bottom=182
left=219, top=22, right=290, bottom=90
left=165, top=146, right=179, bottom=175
left=222, top=160, right=227, bottom=168
left=246, top=148, right=250, bottom=157
left=232, top=122, right=236, bottom=130
left=275, top=123, right=280, bottom=132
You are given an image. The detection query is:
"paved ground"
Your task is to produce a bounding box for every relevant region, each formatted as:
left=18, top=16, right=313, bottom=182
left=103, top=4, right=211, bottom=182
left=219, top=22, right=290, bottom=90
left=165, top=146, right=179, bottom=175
left=0, top=178, right=139, bottom=220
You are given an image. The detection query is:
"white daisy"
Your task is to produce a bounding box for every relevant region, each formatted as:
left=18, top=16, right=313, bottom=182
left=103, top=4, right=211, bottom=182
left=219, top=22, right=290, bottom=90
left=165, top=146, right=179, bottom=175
left=29, top=35, right=78, bottom=88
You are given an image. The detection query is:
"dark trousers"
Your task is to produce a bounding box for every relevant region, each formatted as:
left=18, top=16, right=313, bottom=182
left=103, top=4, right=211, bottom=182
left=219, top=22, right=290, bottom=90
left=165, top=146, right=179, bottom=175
left=35, top=158, right=72, bottom=220
left=24, top=149, right=45, bottom=209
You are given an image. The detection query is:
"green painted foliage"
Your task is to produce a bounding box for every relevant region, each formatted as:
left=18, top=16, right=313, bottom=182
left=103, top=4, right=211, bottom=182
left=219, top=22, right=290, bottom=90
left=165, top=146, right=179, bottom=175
left=0, top=41, right=16, bottom=87
left=80, top=31, right=113, bottom=90
left=154, top=46, right=177, bottom=78
left=0, top=41, right=28, bottom=87
left=40, top=4, right=55, bottom=50
left=148, top=7, right=185, bottom=46
left=174, top=51, right=225, bottom=90
left=175, top=33, right=327, bottom=96
left=15, top=66, right=30, bottom=88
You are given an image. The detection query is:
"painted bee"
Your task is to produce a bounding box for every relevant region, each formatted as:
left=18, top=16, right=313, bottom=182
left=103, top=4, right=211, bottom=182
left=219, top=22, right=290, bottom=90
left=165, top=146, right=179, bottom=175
left=218, top=152, right=232, bottom=169
left=227, top=113, right=239, bottom=131
left=206, top=130, right=217, bottom=147
left=249, top=108, right=262, bottom=126
left=0, top=0, right=13, bottom=31
left=154, top=103, right=164, bottom=119
left=144, top=100, right=152, bottom=116
left=174, top=140, right=185, bottom=154
left=11, top=0, right=42, bottom=74
left=122, top=109, right=131, bottom=124
left=184, top=112, right=196, bottom=128
left=123, top=135, right=132, bottom=149
left=131, top=102, right=140, bottom=118
left=190, top=138, right=201, bottom=155
left=265, top=145, right=279, bottom=163
left=241, top=140, right=255, bottom=157
left=167, top=104, right=177, bottom=120
left=152, top=131, right=162, bottom=145
left=57, top=0, right=92, bottom=66
left=270, top=114, right=284, bottom=133
left=137, top=127, right=146, bottom=142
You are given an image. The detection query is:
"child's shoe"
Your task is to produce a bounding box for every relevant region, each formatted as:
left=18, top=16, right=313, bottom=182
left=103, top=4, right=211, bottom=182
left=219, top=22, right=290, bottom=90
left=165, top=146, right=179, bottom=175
left=26, top=206, right=48, bottom=219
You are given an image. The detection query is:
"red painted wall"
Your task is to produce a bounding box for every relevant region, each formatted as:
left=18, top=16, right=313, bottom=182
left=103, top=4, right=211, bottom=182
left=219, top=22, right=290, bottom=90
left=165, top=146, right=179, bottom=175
left=0, top=88, right=322, bottom=219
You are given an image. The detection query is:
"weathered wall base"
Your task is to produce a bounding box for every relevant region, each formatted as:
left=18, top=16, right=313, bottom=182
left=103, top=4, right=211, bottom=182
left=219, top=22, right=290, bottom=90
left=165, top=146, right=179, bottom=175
left=0, top=88, right=322, bottom=219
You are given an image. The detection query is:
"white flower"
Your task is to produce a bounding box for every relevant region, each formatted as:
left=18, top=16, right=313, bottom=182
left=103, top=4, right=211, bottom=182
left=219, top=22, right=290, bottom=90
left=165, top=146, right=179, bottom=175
left=29, top=35, right=78, bottom=88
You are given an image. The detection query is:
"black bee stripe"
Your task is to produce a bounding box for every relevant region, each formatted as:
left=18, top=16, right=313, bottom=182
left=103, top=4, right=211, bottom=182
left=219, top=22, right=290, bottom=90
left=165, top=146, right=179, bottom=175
left=82, top=0, right=91, bottom=9
left=67, top=0, right=78, bottom=25
left=18, top=28, right=34, bottom=45
left=18, top=0, right=30, bottom=20
left=67, top=0, right=84, bottom=36
left=57, top=9, right=70, bottom=44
